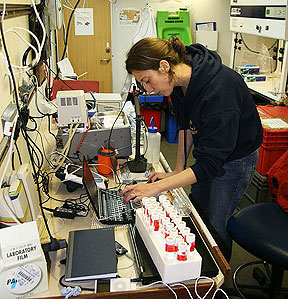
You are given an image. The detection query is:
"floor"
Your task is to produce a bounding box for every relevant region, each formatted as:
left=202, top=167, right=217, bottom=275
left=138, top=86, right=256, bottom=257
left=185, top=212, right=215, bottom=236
left=160, top=137, right=288, bottom=299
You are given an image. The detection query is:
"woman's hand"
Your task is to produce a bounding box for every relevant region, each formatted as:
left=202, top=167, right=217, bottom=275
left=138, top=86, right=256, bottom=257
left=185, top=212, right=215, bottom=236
left=148, top=170, right=180, bottom=182
left=120, top=183, right=159, bottom=204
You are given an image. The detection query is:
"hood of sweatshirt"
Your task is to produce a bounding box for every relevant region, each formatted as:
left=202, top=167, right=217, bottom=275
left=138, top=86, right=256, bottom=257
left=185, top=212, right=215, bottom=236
left=183, top=43, right=222, bottom=103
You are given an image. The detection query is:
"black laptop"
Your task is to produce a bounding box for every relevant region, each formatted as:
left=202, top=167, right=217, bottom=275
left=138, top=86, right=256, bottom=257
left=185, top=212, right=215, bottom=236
left=82, top=157, right=139, bottom=224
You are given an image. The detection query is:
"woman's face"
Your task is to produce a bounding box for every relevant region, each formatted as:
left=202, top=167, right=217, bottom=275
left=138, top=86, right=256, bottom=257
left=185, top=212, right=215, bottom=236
left=132, top=63, right=174, bottom=96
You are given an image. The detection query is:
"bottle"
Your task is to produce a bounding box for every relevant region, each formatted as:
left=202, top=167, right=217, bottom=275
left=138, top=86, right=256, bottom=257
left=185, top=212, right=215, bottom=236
left=145, top=117, right=161, bottom=164
left=177, top=242, right=188, bottom=261
left=186, top=233, right=196, bottom=257
left=165, top=236, right=175, bottom=259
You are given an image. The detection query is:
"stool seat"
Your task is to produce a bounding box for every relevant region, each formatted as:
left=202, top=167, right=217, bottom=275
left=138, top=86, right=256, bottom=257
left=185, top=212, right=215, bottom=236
left=228, top=203, right=288, bottom=269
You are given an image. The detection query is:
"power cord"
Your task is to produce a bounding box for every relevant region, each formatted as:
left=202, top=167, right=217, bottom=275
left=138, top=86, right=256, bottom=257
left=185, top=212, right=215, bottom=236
left=0, top=18, right=67, bottom=254
left=56, top=0, right=81, bottom=79
left=140, top=277, right=229, bottom=299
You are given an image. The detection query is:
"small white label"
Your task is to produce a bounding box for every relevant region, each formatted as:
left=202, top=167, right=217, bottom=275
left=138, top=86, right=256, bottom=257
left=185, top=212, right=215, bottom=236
left=261, top=118, right=288, bottom=129
left=6, top=264, right=42, bottom=294
left=3, top=242, right=40, bottom=266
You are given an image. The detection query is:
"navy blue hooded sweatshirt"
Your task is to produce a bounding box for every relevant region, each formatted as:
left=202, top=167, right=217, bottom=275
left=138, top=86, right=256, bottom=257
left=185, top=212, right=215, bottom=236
left=170, top=44, right=263, bottom=183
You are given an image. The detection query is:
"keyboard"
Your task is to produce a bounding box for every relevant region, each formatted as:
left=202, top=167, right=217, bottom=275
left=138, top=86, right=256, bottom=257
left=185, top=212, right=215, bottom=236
left=100, top=189, right=136, bottom=224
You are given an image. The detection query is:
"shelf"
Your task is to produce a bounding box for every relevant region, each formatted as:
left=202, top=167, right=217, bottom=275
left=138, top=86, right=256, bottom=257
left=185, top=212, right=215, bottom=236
left=246, top=76, right=282, bottom=102
left=0, top=0, right=40, bottom=5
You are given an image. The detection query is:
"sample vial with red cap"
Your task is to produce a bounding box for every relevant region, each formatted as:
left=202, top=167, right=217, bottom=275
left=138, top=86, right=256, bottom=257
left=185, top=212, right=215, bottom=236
left=186, top=233, right=196, bottom=256
left=165, top=205, right=174, bottom=218
left=175, top=235, right=183, bottom=252
left=141, top=197, right=150, bottom=218
left=177, top=242, right=188, bottom=261
left=161, top=217, right=170, bottom=237
left=181, top=227, right=191, bottom=242
left=173, top=215, right=182, bottom=227
left=169, top=228, right=178, bottom=240
left=165, top=236, right=175, bottom=259
left=158, top=194, right=168, bottom=205
left=165, top=222, right=174, bottom=239
left=169, top=209, right=177, bottom=221
left=151, top=212, right=160, bottom=232
left=177, top=221, right=186, bottom=235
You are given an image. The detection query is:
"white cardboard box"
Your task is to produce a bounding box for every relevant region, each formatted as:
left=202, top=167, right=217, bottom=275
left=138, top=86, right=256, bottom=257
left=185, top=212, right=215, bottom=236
left=0, top=221, right=48, bottom=298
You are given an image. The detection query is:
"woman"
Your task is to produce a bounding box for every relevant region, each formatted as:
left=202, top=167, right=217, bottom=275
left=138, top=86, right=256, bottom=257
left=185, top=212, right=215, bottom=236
left=120, top=37, right=263, bottom=259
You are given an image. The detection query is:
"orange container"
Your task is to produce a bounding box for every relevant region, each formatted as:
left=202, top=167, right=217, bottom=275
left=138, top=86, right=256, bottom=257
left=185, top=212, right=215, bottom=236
left=97, top=146, right=116, bottom=176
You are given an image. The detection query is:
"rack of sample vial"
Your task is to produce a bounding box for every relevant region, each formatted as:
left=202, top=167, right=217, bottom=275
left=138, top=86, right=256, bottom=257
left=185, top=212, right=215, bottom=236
left=135, top=195, right=202, bottom=283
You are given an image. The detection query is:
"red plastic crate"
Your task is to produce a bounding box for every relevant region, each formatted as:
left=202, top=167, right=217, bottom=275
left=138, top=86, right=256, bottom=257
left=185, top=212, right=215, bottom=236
left=257, top=107, right=272, bottom=119
left=52, top=80, right=99, bottom=99
left=257, top=105, right=288, bottom=120
left=256, top=146, right=287, bottom=176
left=256, top=105, right=288, bottom=175
left=261, top=122, right=288, bottom=146
left=262, top=127, right=288, bottom=147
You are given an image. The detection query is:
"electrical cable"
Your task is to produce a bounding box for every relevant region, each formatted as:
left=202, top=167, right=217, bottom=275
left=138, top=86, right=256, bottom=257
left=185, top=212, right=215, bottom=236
left=268, top=39, right=278, bottom=51
left=194, top=276, right=215, bottom=299
left=30, top=0, right=46, bottom=63
left=139, top=280, right=178, bottom=298
left=0, top=20, right=58, bottom=248
left=56, top=0, right=81, bottom=79
left=75, top=118, right=91, bottom=155
left=33, top=129, right=55, bottom=168
left=170, top=282, right=193, bottom=298
left=54, top=123, right=80, bottom=171
left=107, top=85, right=130, bottom=151
left=59, top=274, right=94, bottom=291
left=40, top=169, right=89, bottom=206
left=0, top=111, right=22, bottom=224
left=11, top=150, right=15, bottom=171
left=232, top=260, right=265, bottom=299
left=15, top=141, right=23, bottom=165
left=1, top=0, right=6, bottom=22
left=102, top=90, right=132, bottom=184
left=50, top=151, right=74, bottom=166
left=30, top=76, right=58, bottom=143
left=0, top=0, right=45, bottom=73
left=33, top=78, right=54, bottom=117
left=89, top=163, right=121, bottom=187
left=240, top=33, right=278, bottom=54
left=117, top=255, right=135, bottom=271
left=141, top=118, right=148, bottom=157
left=47, top=52, right=53, bottom=101
left=47, top=114, right=57, bottom=142
left=36, top=87, right=58, bottom=109
left=4, top=28, right=41, bottom=64
left=211, top=288, right=229, bottom=299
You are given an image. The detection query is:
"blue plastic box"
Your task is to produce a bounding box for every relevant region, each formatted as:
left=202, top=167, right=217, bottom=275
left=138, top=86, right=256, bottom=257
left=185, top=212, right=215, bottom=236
left=166, top=114, right=179, bottom=143
left=139, top=95, right=164, bottom=103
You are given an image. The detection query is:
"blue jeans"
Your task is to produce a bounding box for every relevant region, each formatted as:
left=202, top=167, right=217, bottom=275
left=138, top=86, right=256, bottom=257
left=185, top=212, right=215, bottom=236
left=189, top=150, right=259, bottom=259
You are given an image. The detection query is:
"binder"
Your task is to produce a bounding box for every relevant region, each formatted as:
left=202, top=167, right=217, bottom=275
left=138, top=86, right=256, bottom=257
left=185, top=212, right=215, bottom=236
left=65, top=228, right=117, bottom=281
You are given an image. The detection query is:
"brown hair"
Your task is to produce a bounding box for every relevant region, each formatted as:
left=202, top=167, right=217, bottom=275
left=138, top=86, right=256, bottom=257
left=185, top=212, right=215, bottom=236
left=125, top=37, right=188, bottom=74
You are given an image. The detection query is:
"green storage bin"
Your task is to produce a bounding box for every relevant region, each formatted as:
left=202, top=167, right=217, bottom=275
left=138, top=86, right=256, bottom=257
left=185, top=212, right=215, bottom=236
left=156, top=10, right=192, bottom=45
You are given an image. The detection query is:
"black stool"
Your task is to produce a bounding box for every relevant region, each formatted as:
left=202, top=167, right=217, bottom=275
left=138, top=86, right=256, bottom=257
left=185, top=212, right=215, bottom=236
left=227, top=202, right=288, bottom=298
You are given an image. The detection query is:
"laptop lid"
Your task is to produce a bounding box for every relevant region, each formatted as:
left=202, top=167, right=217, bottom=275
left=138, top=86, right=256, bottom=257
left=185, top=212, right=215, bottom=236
left=82, top=157, right=100, bottom=218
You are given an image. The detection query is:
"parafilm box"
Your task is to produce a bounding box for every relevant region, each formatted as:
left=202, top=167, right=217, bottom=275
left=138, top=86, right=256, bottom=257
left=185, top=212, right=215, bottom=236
left=0, top=221, right=48, bottom=298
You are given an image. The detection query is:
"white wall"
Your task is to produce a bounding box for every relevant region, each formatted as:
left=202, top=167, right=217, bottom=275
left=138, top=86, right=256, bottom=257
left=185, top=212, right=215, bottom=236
left=111, top=0, right=232, bottom=93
